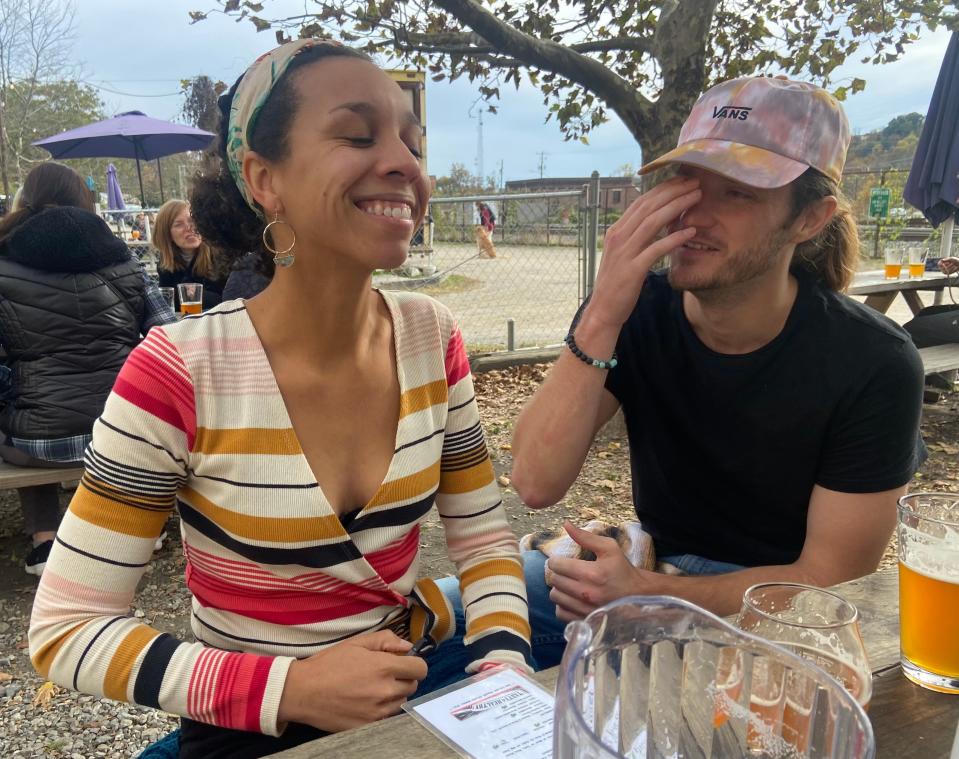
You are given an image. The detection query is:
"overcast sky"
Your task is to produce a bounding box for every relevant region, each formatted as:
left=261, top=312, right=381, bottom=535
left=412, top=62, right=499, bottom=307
left=74, top=1, right=952, bottom=182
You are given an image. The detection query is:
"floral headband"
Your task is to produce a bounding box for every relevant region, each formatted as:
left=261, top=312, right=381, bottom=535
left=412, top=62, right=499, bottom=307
left=226, top=38, right=343, bottom=218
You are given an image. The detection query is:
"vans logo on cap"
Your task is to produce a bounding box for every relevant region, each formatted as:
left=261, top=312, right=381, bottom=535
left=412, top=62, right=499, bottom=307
left=712, top=105, right=752, bottom=121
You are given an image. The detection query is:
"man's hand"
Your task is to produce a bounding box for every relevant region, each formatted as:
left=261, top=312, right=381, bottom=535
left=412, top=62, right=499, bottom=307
left=582, top=176, right=701, bottom=333
left=939, top=257, right=959, bottom=275
left=546, top=521, right=655, bottom=622
left=277, top=630, right=427, bottom=732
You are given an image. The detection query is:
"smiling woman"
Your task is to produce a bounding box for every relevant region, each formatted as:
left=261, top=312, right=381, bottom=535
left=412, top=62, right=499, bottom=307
left=29, top=39, right=532, bottom=759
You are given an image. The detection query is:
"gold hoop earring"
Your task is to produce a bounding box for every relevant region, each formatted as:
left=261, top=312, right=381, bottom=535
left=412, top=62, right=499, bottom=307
left=262, top=210, right=296, bottom=268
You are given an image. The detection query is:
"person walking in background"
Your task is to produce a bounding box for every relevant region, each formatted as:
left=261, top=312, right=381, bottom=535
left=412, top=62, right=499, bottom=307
left=31, top=40, right=531, bottom=759
left=0, top=162, right=175, bottom=575
left=474, top=200, right=497, bottom=258
left=153, top=199, right=227, bottom=310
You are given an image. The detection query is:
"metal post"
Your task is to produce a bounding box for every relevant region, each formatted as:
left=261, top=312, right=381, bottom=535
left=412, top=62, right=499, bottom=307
left=546, top=196, right=551, bottom=246
left=874, top=169, right=887, bottom=261
left=942, top=216, right=956, bottom=260
left=586, top=171, right=601, bottom=297
left=507, top=319, right=515, bottom=351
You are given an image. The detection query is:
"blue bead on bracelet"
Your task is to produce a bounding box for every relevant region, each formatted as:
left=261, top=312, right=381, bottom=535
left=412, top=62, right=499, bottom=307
left=565, top=332, right=618, bottom=370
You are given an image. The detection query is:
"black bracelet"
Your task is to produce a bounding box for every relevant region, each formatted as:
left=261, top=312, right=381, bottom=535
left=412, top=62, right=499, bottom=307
left=565, top=332, right=618, bottom=370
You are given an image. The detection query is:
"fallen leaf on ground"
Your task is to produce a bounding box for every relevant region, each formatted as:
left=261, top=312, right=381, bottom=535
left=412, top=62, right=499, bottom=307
left=594, top=479, right=617, bottom=491
left=497, top=475, right=511, bottom=487
left=33, top=681, right=59, bottom=708
left=0, top=672, right=13, bottom=683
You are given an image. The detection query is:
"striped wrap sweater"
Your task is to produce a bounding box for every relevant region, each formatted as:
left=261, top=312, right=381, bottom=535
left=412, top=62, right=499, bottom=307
left=29, top=291, right=531, bottom=735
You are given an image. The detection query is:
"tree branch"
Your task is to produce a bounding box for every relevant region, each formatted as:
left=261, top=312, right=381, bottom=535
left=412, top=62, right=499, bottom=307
left=426, top=0, right=655, bottom=141
left=401, top=31, right=654, bottom=57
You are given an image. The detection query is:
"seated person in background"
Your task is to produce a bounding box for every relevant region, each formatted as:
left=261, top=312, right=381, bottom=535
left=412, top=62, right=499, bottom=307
left=153, top=199, right=227, bottom=310
left=509, top=76, right=925, bottom=666
left=223, top=250, right=272, bottom=300
left=131, top=211, right=149, bottom=239
left=30, top=39, right=531, bottom=759
left=0, top=162, right=175, bottom=575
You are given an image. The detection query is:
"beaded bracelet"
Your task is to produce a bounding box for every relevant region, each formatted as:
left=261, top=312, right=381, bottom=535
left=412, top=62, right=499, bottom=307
left=565, top=332, right=618, bottom=370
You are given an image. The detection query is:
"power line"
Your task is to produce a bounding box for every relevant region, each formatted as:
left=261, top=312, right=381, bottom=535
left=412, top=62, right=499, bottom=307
left=83, top=81, right=182, bottom=97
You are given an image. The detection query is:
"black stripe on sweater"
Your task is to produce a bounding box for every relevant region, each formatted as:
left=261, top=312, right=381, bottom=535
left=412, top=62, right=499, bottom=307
left=466, top=630, right=533, bottom=666
left=133, top=633, right=181, bottom=709
left=177, top=501, right=363, bottom=568
left=347, top=492, right=436, bottom=533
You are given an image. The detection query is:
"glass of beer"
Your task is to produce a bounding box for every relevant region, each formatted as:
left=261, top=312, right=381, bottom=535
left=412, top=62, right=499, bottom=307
left=177, top=283, right=203, bottom=315
left=884, top=247, right=904, bottom=280
left=738, top=583, right=873, bottom=710
left=898, top=492, right=959, bottom=693
left=158, top=287, right=175, bottom=311
left=907, top=247, right=927, bottom=279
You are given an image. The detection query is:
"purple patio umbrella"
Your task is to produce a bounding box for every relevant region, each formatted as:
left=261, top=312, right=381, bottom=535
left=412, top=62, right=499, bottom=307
left=32, top=111, right=215, bottom=206
left=106, top=163, right=125, bottom=211
left=903, top=32, right=959, bottom=260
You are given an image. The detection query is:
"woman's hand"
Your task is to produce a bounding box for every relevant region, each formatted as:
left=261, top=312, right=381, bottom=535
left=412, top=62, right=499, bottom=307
left=582, top=176, right=701, bottom=333
left=277, top=630, right=428, bottom=732
left=939, top=257, right=959, bottom=275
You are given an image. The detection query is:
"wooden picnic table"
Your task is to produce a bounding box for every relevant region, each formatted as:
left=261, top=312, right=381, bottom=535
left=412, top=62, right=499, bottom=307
left=269, top=566, right=959, bottom=758
left=849, top=269, right=954, bottom=316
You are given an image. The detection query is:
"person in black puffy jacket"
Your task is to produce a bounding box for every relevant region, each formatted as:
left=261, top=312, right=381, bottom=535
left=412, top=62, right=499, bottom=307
left=0, top=162, right=175, bottom=575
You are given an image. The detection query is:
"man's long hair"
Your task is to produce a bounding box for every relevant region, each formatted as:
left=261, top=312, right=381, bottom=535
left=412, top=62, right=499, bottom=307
left=789, top=168, right=858, bottom=293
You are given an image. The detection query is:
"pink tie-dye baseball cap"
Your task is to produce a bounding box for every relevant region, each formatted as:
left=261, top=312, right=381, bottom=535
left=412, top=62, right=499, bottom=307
left=639, top=77, right=850, bottom=188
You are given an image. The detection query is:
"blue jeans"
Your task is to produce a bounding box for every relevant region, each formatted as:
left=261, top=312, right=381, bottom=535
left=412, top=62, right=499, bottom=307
left=433, top=550, right=746, bottom=677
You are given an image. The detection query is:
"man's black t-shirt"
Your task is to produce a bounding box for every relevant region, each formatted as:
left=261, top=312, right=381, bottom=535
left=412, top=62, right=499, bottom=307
left=599, top=269, right=925, bottom=567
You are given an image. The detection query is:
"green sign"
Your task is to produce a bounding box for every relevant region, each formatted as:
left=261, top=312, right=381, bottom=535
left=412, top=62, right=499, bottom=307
left=869, top=187, right=891, bottom=219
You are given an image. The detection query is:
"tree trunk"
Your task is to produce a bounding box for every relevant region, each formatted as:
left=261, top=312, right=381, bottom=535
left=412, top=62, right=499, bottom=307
left=635, top=125, right=684, bottom=191
left=0, top=88, right=9, bottom=203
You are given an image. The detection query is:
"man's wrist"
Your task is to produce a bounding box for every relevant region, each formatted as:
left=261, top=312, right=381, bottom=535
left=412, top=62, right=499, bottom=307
left=572, top=306, right=621, bottom=358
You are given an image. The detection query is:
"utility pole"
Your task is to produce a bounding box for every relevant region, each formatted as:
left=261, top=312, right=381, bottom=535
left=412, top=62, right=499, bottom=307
left=537, top=152, right=547, bottom=179
left=498, top=159, right=504, bottom=190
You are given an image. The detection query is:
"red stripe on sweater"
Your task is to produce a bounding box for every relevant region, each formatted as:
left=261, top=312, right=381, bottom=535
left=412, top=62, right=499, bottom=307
left=365, top=525, right=420, bottom=583
left=445, top=328, right=470, bottom=386
left=113, top=342, right=196, bottom=447
left=186, top=564, right=405, bottom=626
left=245, top=657, right=273, bottom=732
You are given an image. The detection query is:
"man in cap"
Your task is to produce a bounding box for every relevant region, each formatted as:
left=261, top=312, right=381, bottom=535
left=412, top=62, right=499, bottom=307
left=509, top=76, right=925, bottom=648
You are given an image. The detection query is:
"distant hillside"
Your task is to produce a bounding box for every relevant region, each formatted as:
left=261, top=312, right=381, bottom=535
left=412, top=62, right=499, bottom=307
left=846, top=113, right=924, bottom=171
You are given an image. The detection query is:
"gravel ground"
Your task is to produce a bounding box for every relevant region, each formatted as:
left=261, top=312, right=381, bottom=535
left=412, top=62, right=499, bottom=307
left=1, top=362, right=957, bottom=757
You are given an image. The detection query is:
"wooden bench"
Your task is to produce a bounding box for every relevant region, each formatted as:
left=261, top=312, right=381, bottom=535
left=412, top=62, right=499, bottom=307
left=917, top=344, right=959, bottom=376
left=0, top=460, right=83, bottom=489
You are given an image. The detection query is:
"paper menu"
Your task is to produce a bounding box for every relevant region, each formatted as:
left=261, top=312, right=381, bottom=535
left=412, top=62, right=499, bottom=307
left=404, top=666, right=554, bottom=758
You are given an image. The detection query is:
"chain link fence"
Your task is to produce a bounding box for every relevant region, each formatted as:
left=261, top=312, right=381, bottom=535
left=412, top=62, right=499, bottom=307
left=380, top=187, right=594, bottom=353
left=374, top=169, right=955, bottom=356
left=840, top=167, right=949, bottom=262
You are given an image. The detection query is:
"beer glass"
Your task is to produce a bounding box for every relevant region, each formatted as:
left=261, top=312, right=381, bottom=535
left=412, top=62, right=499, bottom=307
left=884, top=247, right=903, bottom=279
left=737, top=584, right=872, bottom=709
left=898, top=492, right=959, bottom=693
left=158, top=287, right=175, bottom=311
left=553, top=595, right=874, bottom=759
left=907, top=247, right=927, bottom=279
left=177, top=283, right=203, bottom=315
